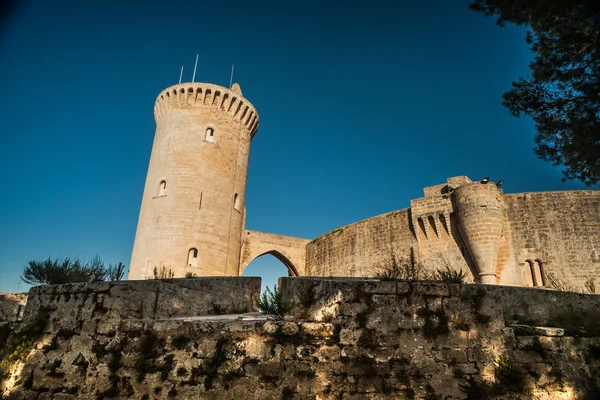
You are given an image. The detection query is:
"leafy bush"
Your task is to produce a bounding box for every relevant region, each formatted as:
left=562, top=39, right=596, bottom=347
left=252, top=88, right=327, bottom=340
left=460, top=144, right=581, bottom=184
left=373, top=248, right=431, bottom=281
left=152, top=266, right=175, bottom=280
left=435, top=266, right=468, bottom=283
left=21, top=256, right=126, bottom=285
left=256, top=285, right=292, bottom=320
left=106, top=262, right=126, bottom=281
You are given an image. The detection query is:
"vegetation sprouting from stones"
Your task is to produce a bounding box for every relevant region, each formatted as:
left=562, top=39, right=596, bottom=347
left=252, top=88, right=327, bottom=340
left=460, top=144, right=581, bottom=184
left=256, top=285, right=292, bottom=320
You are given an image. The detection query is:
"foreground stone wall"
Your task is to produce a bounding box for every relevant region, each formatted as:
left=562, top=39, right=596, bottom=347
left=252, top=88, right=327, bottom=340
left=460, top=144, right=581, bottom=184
left=24, top=277, right=260, bottom=322
left=2, top=278, right=599, bottom=399
left=0, top=293, right=27, bottom=323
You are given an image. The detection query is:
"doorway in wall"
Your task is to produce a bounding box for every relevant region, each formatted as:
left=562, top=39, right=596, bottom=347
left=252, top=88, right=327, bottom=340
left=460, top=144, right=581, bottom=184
left=241, top=253, right=294, bottom=294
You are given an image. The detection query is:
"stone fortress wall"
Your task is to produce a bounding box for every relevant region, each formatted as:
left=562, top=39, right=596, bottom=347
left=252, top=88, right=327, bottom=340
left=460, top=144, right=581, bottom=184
left=1, top=277, right=600, bottom=399
left=306, top=176, right=600, bottom=290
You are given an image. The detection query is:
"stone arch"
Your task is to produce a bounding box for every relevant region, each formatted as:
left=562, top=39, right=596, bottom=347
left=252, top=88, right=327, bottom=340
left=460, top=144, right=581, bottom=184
left=240, top=250, right=299, bottom=277
left=239, top=230, right=310, bottom=276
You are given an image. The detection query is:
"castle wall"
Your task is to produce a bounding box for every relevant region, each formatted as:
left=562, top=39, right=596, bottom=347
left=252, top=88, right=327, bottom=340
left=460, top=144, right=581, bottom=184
left=409, top=178, right=479, bottom=281
left=305, top=209, right=479, bottom=281
left=239, top=230, right=310, bottom=276
left=0, top=292, right=27, bottom=322
left=129, top=83, right=259, bottom=279
left=305, top=209, right=420, bottom=278
left=504, top=190, right=600, bottom=289
left=2, top=278, right=600, bottom=399
left=306, top=185, right=600, bottom=289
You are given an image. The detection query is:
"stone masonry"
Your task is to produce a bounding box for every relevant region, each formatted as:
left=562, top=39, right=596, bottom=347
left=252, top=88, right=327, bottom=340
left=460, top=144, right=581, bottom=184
left=128, top=81, right=599, bottom=290
left=129, top=83, right=259, bottom=279
left=0, top=293, right=27, bottom=323
left=306, top=177, right=600, bottom=289
left=1, top=277, right=600, bottom=399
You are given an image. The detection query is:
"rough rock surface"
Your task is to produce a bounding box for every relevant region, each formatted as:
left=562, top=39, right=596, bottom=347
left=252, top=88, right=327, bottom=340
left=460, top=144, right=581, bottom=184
left=1, top=278, right=599, bottom=399
left=0, top=293, right=27, bottom=322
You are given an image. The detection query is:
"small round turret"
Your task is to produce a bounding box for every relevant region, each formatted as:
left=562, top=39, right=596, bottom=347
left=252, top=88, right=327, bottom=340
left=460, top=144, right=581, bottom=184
left=452, top=182, right=504, bottom=284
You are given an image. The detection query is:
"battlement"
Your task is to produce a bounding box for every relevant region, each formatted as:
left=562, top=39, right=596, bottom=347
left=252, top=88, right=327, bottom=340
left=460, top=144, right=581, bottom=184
left=153, top=82, right=259, bottom=137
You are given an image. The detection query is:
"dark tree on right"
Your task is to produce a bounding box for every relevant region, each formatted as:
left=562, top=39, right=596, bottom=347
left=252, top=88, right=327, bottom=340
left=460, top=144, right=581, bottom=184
left=470, top=0, right=600, bottom=186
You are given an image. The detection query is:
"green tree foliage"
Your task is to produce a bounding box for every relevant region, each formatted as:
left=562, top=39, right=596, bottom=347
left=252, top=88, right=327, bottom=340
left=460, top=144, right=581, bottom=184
left=256, top=285, right=292, bottom=320
left=21, top=256, right=126, bottom=285
left=470, top=0, right=600, bottom=186
left=106, top=262, right=126, bottom=281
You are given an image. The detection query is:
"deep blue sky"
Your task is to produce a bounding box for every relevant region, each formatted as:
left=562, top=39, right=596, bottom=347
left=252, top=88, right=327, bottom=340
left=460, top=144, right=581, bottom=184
left=0, top=0, right=587, bottom=293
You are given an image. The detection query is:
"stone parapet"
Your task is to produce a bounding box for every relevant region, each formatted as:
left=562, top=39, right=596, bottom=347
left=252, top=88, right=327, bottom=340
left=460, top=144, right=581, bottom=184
left=23, top=277, right=261, bottom=324
left=279, top=277, right=600, bottom=325
left=154, top=82, right=259, bottom=136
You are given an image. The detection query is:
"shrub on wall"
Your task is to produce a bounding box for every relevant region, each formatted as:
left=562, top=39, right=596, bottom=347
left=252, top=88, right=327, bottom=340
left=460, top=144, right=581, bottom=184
left=435, top=267, right=468, bottom=283
left=373, top=248, right=433, bottom=281
left=21, top=256, right=126, bottom=285
left=150, top=266, right=175, bottom=280
left=372, top=248, right=468, bottom=283
left=256, top=285, right=292, bottom=320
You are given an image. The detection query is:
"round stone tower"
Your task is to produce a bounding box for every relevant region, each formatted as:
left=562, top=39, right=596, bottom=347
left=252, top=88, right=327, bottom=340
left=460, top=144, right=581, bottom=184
left=129, top=82, right=259, bottom=279
left=452, top=182, right=504, bottom=284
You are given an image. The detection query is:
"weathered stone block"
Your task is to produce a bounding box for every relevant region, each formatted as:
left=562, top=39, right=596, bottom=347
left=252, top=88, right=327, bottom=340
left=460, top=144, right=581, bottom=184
left=534, top=326, right=564, bottom=337
left=0, top=292, right=27, bottom=322
left=339, top=302, right=368, bottom=317
left=301, top=322, right=335, bottom=338
left=315, top=345, right=341, bottom=362
left=339, top=328, right=362, bottom=346
left=413, top=282, right=450, bottom=297
left=282, top=322, right=299, bottom=335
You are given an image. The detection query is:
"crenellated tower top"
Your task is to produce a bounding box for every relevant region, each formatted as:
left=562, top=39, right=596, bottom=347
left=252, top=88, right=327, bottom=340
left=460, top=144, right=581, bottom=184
left=153, top=82, right=259, bottom=137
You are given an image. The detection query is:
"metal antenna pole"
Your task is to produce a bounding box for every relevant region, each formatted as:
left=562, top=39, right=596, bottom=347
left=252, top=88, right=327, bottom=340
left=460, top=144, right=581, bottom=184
left=192, top=54, right=199, bottom=82
left=229, top=63, right=235, bottom=88
left=179, top=66, right=184, bottom=84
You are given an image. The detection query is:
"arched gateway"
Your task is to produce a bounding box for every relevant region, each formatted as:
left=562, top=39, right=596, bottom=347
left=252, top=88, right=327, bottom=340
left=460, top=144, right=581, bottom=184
left=239, top=230, right=310, bottom=276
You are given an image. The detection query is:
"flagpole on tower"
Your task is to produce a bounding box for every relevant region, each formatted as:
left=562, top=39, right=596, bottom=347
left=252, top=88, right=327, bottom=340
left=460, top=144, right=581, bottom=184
left=192, top=54, right=199, bottom=82
left=229, top=63, right=235, bottom=88
left=178, top=66, right=184, bottom=84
